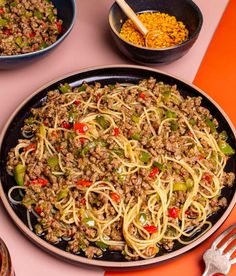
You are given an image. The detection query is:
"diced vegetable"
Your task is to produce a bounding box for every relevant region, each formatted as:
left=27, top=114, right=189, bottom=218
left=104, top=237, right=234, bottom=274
left=143, top=225, right=157, bottom=233
left=113, top=127, right=120, bottom=136
left=39, top=124, right=46, bottom=137
left=173, top=182, right=187, bottom=192
left=168, top=207, right=179, bottom=218
left=25, top=11, right=33, bottom=17
left=112, top=148, right=124, bottom=157
left=131, top=133, right=140, bottom=141
left=0, top=18, right=7, bottom=27
left=47, top=156, right=59, bottom=168
left=95, top=115, right=109, bottom=129
left=62, top=122, right=71, bottom=129
left=57, top=189, right=68, bottom=200
left=23, top=143, right=36, bottom=152
left=139, top=212, right=147, bottom=225
left=73, top=122, right=88, bottom=134
left=205, top=118, right=216, bottom=132
left=153, top=161, right=164, bottom=171
left=59, top=83, right=71, bottom=93
left=170, top=121, right=179, bottom=131
left=149, top=167, right=159, bottom=177
left=56, top=21, right=62, bottom=33
left=68, top=111, right=78, bottom=124
left=218, top=141, right=235, bottom=155
left=139, top=92, right=145, bottom=99
left=162, top=90, right=171, bottom=102
left=95, top=241, right=108, bottom=250
left=77, top=179, right=92, bottom=187
left=31, top=178, right=48, bottom=187
left=77, top=85, right=86, bottom=92
left=35, top=206, right=43, bottom=215
left=40, top=42, right=48, bottom=49
left=83, top=217, right=95, bottom=227
left=165, top=110, right=177, bottom=118
left=110, top=192, right=121, bottom=203
left=202, top=173, right=213, bottom=183
left=140, top=151, right=150, bottom=163
left=219, top=130, right=228, bottom=140
left=14, top=163, right=26, bottom=186
left=189, top=118, right=196, bottom=126
left=15, top=36, right=23, bottom=47
left=186, top=178, right=193, bottom=189
left=131, top=115, right=140, bottom=123
left=10, top=1, right=17, bottom=7
left=34, top=10, right=43, bottom=20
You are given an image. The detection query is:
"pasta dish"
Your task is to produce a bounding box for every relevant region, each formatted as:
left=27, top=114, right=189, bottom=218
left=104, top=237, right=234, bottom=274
left=7, top=77, right=235, bottom=260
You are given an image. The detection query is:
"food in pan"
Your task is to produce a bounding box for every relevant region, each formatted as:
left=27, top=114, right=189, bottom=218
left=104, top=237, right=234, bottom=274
left=7, top=77, right=235, bottom=260
left=0, top=0, right=62, bottom=56
left=120, top=12, right=189, bottom=48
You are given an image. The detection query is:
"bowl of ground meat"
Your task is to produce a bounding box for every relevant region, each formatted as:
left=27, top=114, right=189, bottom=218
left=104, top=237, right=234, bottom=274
left=0, top=0, right=76, bottom=69
left=0, top=65, right=235, bottom=268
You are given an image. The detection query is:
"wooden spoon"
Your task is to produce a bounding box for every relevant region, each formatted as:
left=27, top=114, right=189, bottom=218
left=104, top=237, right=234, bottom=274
left=116, top=0, right=158, bottom=48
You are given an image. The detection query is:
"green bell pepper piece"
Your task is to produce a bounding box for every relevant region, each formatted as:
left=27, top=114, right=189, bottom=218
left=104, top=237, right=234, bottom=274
left=173, top=182, right=187, bottom=192
left=95, top=241, right=108, bottom=250
left=47, top=156, right=59, bottom=168
left=59, top=83, right=71, bottom=93
left=14, top=163, right=26, bottom=186
left=218, top=141, right=235, bottom=155
left=131, top=133, right=140, bottom=141
left=83, top=217, right=95, bottom=227
left=95, top=115, right=109, bottom=129
left=165, top=110, right=177, bottom=118
left=205, top=118, right=216, bottom=132
left=57, top=189, right=68, bottom=200
left=140, top=151, right=150, bottom=163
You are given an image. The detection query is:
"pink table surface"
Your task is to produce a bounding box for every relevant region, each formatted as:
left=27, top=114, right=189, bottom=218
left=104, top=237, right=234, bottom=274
left=0, top=1, right=229, bottom=275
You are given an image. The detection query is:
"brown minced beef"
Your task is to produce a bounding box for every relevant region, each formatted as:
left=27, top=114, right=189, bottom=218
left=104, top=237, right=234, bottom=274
left=6, top=77, right=235, bottom=260
left=0, top=0, right=62, bottom=56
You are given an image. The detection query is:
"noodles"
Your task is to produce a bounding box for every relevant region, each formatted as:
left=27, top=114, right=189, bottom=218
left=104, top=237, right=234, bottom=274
left=6, top=77, right=235, bottom=260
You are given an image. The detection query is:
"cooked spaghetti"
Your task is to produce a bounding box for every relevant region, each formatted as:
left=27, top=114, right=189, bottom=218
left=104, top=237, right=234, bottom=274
left=7, top=77, right=235, bottom=260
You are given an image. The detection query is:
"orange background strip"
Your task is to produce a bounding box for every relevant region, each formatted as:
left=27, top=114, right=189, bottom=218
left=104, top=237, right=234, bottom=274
left=105, top=0, right=236, bottom=275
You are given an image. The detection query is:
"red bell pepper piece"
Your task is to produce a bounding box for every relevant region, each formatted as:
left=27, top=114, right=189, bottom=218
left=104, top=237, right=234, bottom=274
left=168, top=207, right=179, bottom=218
left=56, top=21, right=62, bottom=33
left=143, top=225, right=158, bottom=233
left=31, top=178, right=49, bottom=187
left=73, top=123, right=88, bottom=134
left=149, top=167, right=159, bottom=177
left=202, top=173, right=213, bottom=183
left=139, top=92, right=145, bottom=100
left=114, top=127, right=120, bottom=136
left=77, top=179, right=92, bottom=187
left=62, top=122, right=71, bottom=129
left=24, top=143, right=36, bottom=152
left=110, top=192, right=121, bottom=203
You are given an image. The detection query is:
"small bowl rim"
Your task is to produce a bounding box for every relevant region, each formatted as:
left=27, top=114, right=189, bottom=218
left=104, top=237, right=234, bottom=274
left=0, top=0, right=77, bottom=60
left=108, top=0, right=203, bottom=51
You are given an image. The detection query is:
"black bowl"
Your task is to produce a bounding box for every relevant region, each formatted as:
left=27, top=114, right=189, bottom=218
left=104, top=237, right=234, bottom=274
left=108, top=0, right=203, bottom=64
left=0, top=65, right=235, bottom=269
left=0, top=0, right=76, bottom=70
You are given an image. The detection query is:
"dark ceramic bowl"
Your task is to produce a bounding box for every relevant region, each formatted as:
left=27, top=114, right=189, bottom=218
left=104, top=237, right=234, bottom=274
left=0, top=0, right=76, bottom=70
left=108, top=0, right=203, bottom=64
left=0, top=65, right=235, bottom=269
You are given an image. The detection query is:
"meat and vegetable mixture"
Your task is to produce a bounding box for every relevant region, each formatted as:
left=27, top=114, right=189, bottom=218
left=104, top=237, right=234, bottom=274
left=7, top=77, right=235, bottom=260
left=0, top=0, right=62, bottom=56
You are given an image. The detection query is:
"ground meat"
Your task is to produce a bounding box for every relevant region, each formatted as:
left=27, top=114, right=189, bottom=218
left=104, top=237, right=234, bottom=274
left=0, top=0, right=62, bottom=56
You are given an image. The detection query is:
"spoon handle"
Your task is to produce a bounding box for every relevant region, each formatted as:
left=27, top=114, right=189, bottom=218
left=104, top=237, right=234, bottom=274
left=116, top=0, right=148, bottom=36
